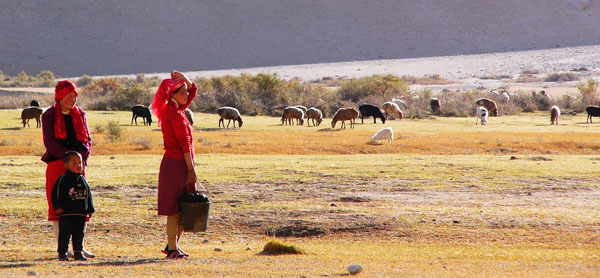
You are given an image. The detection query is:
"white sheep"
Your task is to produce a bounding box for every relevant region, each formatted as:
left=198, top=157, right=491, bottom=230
left=476, top=106, right=488, bottom=125
left=371, top=127, right=394, bottom=144
left=392, top=98, right=408, bottom=109
left=501, top=92, right=510, bottom=103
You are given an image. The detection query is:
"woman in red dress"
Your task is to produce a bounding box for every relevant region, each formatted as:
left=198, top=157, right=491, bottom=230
left=42, top=80, right=95, bottom=258
left=151, top=71, right=197, bottom=259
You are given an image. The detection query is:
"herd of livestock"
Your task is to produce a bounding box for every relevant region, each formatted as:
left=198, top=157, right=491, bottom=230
left=17, top=94, right=600, bottom=130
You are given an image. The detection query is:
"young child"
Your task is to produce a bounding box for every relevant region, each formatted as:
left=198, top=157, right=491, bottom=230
left=51, top=151, right=95, bottom=261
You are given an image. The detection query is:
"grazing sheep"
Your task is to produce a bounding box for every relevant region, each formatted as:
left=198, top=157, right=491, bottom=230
left=382, top=102, right=403, bottom=120
left=217, top=106, right=243, bottom=128
left=501, top=91, right=510, bottom=103
left=184, top=108, right=194, bottom=125
left=21, top=106, right=43, bottom=128
left=475, top=98, right=498, bottom=116
left=306, top=107, right=323, bottom=126
left=281, top=106, right=304, bottom=125
left=392, top=98, right=408, bottom=109
left=430, top=98, right=441, bottom=114
left=131, top=105, right=153, bottom=126
left=371, top=127, right=393, bottom=144
left=586, top=106, right=600, bottom=123
left=30, top=100, right=40, bottom=107
left=550, top=105, right=560, bottom=125
left=331, top=107, right=359, bottom=129
left=476, top=106, right=488, bottom=125
left=358, top=104, right=385, bottom=124
left=294, top=105, right=307, bottom=118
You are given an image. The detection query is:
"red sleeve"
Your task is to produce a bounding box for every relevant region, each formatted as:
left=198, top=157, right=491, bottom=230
left=171, top=112, right=194, bottom=154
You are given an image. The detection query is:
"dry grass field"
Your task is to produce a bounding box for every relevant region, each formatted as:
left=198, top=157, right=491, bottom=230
left=1, top=109, right=599, bottom=277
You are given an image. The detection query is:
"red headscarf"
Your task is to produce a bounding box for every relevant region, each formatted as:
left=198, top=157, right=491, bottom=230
left=54, top=80, right=89, bottom=143
left=151, top=78, right=185, bottom=126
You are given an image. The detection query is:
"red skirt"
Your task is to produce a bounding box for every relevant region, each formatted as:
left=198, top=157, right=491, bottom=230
left=45, top=160, right=87, bottom=221
left=158, top=157, right=194, bottom=216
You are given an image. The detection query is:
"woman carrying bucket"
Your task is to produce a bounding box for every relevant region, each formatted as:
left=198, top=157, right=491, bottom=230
left=151, top=71, right=198, bottom=259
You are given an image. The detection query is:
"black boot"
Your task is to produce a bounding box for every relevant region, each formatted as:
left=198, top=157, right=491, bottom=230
left=74, top=252, right=87, bottom=261
left=58, top=253, right=69, bottom=261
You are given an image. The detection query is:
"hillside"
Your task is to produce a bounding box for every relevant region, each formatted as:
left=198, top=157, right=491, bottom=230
left=0, top=1, right=599, bottom=77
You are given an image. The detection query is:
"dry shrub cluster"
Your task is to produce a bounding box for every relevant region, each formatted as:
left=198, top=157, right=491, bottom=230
left=0, top=70, right=55, bottom=87
left=1, top=70, right=598, bottom=117
left=0, top=91, right=54, bottom=109
left=77, top=76, right=159, bottom=110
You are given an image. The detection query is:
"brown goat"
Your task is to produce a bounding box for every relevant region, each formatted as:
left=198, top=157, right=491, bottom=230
left=475, top=98, right=498, bottom=116
left=21, top=107, right=43, bottom=128
left=382, top=101, right=403, bottom=120
left=281, top=106, right=304, bottom=125
left=331, top=107, right=359, bottom=129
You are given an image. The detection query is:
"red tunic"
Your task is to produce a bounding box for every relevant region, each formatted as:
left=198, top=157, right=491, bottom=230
left=157, top=83, right=197, bottom=215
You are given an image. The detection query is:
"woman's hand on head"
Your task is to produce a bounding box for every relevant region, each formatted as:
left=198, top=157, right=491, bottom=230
left=171, top=70, right=192, bottom=87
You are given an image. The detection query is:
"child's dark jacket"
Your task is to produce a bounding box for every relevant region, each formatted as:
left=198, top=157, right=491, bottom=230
left=51, top=170, right=95, bottom=216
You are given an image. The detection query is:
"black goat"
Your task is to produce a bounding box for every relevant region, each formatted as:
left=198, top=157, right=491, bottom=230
left=586, top=106, right=600, bottom=123
left=131, top=105, right=153, bottom=126
left=358, top=104, right=385, bottom=124
left=430, top=98, right=441, bottom=114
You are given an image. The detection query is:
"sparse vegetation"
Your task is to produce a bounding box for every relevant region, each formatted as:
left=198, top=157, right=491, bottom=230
left=130, top=135, right=153, bottom=150
left=261, top=239, right=305, bottom=255
left=0, top=110, right=599, bottom=277
left=105, top=120, right=123, bottom=143
left=0, top=70, right=56, bottom=87
left=578, top=79, right=599, bottom=106
left=544, top=72, right=579, bottom=82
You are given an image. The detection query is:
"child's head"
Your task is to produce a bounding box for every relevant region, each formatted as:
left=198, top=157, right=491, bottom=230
left=63, top=151, right=82, bottom=174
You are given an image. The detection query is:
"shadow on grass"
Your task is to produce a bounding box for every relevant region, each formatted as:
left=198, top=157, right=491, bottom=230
left=0, top=127, right=22, bottom=130
left=195, top=127, right=223, bottom=132
left=317, top=128, right=342, bottom=132
left=0, top=263, right=35, bottom=269
left=81, top=258, right=162, bottom=267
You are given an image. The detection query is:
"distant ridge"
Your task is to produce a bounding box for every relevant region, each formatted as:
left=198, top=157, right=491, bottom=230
left=1, top=0, right=599, bottom=76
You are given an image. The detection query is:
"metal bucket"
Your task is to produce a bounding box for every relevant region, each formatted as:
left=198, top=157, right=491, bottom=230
left=179, top=201, right=210, bottom=232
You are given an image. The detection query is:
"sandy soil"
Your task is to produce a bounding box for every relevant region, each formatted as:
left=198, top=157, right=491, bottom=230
left=110, top=44, right=600, bottom=95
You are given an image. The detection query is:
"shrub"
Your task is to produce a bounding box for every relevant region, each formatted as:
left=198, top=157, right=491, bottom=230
left=130, top=136, right=153, bottom=150
left=105, top=121, right=123, bottom=143
left=261, top=239, right=305, bottom=255
left=93, top=124, right=105, bottom=134
left=516, top=74, right=542, bottom=83
left=0, top=70, right=57, bottom=87
left=544, top=73, right=579, bottom=82
left=578, top=79, right=599, bottom=106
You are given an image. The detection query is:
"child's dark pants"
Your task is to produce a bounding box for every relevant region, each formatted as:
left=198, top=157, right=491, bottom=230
left=57, top=215, right=86, bottom=254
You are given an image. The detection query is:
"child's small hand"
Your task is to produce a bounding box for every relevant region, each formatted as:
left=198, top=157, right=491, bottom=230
left=55, top=208, right=64, bottom=215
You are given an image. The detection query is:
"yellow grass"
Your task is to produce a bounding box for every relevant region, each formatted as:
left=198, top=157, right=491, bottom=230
left=2, top=110, right=600, bottom=156
left=1, top=110, right=599, bottom=277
